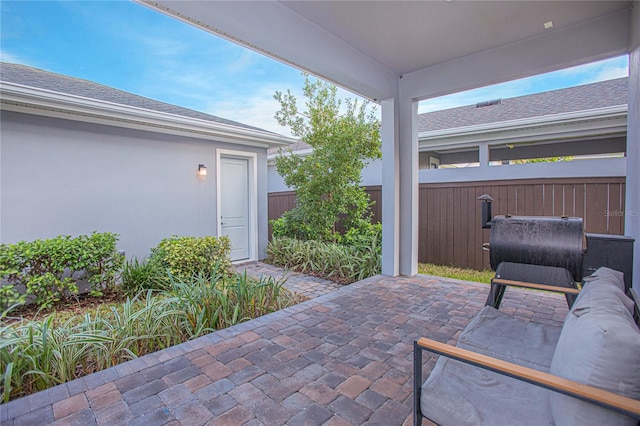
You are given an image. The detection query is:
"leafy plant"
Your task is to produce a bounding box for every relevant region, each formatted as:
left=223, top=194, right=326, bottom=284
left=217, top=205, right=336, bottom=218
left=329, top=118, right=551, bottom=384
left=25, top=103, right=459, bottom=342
left=0, top=267, right=296, bottom=402
left=272, top=75, right=381, bottom=242
left=150, top=236, right=232, bottom=281
left=120, top=257, right=170, bottom=296
left=266, top=234, right=381, bottom=284
left=0, top=233, right=123, bottom=310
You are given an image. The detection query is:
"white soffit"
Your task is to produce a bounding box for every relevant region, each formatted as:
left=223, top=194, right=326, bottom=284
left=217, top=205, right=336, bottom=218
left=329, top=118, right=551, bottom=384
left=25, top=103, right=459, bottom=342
left=279, top=1, right=629, bottom=76
left=140, top=1, right=631, bottom=101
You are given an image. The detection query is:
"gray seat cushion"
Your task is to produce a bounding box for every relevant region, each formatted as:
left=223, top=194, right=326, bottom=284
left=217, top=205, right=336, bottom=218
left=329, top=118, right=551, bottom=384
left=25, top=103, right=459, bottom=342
left=458, top=305, right=561, bottom=370
left=421, top=306, right=562, bottom=426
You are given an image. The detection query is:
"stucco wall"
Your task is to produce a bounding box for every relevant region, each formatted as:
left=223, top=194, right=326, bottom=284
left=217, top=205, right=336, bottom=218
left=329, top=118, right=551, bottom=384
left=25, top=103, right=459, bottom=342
left=0, top=111, right=269, bottom=260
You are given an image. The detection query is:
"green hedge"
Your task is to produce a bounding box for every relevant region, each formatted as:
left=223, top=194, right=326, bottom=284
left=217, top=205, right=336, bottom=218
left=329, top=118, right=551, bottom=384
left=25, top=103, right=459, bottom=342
left=150, top=235, right=232, bottom=281
left=0, top=232, right=123, bottom=310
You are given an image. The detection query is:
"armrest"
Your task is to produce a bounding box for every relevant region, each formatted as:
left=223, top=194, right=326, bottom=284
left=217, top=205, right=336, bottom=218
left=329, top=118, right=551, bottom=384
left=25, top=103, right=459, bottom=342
left=492, top=278, right=580, bottom=295
left=415, top=337, right=640, bottom=419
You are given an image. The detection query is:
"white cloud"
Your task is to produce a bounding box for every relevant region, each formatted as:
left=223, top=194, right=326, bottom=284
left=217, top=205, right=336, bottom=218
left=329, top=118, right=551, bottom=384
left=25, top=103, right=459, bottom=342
left=554, top=56, right=628, bottom=82
left=589, top=65, right=628, bottom=83
left=205, top=86, right=299, bottom=137
left=203, top=79, right=380, bottom=137
left=226, top=49, right=258, bottom=74
left=0, top=50, right=37, bottom=66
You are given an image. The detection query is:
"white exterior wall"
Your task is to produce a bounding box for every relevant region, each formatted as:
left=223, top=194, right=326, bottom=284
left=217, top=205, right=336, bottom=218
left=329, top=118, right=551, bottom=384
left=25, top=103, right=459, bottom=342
left=0, top=111, right=269, bottom=260
left=267, top=158, right=383, bottom=193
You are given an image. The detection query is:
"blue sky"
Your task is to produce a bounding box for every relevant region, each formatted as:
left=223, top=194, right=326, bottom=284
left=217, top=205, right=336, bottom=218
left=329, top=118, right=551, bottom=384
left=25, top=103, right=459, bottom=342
left=0, top=1, right=629, bottom=137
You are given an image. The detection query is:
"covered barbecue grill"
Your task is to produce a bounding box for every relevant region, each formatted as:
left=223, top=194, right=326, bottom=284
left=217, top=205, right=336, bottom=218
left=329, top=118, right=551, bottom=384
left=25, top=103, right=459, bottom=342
left=478, top=195, right=634, bottom=308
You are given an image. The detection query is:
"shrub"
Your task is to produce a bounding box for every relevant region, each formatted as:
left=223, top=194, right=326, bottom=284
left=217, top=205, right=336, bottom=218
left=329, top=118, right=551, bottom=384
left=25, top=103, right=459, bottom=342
left=266, top=235, right=381, bottom=284
left=120, top=258, right=170, bottom=296
left=0, top=233, right=123, bottom=310
left=150, top=235, right=232, bottom=281
left=337, top=221, right=382, bottom=250
left=273, top=76, right=381, bottom=242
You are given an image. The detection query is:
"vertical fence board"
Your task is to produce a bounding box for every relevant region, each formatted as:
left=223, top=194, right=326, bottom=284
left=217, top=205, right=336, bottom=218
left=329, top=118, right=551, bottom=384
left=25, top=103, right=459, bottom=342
left=608, top=183, right=622, bottom=234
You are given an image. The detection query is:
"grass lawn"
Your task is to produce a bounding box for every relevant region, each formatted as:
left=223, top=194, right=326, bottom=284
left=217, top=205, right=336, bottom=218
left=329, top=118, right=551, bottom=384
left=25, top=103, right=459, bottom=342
left=418, top=263, right=494, bottom=284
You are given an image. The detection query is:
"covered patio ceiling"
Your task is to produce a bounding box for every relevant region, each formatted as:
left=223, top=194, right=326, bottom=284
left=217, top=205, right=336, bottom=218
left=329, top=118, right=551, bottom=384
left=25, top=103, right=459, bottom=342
left=140, top=0, right=639, bottom=284
left=140, top=1, right=631, bottom=100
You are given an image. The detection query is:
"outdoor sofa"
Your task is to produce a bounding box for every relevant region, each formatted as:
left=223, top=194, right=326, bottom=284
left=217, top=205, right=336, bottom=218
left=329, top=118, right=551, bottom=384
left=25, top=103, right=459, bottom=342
left=414, top=267, right=640, bottom=425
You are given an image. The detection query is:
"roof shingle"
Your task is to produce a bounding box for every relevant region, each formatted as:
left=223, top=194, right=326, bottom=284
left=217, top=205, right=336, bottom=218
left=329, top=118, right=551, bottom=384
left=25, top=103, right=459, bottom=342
left=0, top=62, right=271, bottom=133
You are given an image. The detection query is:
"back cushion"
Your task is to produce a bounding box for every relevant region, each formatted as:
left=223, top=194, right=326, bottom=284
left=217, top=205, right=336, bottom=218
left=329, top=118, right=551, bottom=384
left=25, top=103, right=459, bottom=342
left=550, top=268, right=640, bottom=426
left=578, top=267, right=633, bottom=314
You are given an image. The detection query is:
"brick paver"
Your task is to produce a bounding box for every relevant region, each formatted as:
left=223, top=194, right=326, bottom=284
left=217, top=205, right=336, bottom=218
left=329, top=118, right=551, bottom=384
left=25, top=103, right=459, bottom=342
left=0, top=270, right=569, bottom=425
left=235, top=262, right=341, bottom=299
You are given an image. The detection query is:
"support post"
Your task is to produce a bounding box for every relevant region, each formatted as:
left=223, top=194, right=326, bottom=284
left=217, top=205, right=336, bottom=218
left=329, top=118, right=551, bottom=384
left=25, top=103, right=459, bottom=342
left=381, top=98, right=400, bottom=276
left=398, top=94, right=419, bottom=276
left=626, top=2, right=640, bottom=290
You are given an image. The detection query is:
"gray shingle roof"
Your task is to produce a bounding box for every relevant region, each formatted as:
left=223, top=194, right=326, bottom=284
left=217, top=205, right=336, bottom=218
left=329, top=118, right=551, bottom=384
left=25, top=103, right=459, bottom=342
left=267, top=77, right=628, bottom=154
left=418, top=77, right=628, bottom=133
left=0, top=62, right=271, bottom=133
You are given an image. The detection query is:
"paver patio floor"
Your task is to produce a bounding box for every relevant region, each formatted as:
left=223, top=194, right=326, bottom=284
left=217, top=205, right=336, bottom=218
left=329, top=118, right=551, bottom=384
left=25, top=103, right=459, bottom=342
left=0, top=270, right=569, bottom=426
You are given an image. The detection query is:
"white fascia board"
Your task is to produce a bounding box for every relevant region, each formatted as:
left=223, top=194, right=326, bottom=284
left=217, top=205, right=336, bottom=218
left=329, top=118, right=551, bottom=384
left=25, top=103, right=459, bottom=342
left=418, top=105, right=628, bottom=151
left=139, top=0, right=398, bottom=102
left=0, top=82, right=296, bottom=149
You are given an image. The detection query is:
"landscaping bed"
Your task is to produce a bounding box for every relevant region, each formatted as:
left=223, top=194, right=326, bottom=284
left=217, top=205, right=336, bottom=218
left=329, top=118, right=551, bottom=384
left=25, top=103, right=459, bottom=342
left=0, top=234, right=302, bottom=403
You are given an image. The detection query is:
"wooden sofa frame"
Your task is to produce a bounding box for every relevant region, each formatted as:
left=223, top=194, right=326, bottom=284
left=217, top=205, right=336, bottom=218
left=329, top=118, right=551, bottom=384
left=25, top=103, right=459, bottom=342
left=413, top=285, right=640, bottom=425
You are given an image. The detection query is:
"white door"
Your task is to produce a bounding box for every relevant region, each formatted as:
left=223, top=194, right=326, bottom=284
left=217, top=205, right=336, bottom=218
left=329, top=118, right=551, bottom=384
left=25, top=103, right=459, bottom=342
left=220, top=157, right=250, bottom=261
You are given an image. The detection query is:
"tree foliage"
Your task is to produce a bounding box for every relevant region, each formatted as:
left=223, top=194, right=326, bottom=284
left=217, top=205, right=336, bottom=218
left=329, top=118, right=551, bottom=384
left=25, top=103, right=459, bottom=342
left=272, top=76, right=381, bottom=242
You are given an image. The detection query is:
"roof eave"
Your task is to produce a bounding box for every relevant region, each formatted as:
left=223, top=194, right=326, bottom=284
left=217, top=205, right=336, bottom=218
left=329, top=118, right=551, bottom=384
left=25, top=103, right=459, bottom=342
left=418, top=104, right=628, bottom=151
left=0, top=82, right=296, bottom=149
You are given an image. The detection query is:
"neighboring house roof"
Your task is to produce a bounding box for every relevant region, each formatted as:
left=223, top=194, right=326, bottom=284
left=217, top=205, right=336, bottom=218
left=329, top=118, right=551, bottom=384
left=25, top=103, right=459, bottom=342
left=268, top=139, right=310, bottom=155
left=0, top=62, right=269, bottom=133
left=269, top=77, right=628, bottom=155
left=1, top=63, right=295, bottom=148
left=418, top=77, right=627, bottom=132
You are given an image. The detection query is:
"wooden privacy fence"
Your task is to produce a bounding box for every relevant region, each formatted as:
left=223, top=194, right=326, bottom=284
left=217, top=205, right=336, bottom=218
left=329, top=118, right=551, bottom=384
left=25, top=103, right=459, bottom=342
left=268, top=177, right=626, bottom=271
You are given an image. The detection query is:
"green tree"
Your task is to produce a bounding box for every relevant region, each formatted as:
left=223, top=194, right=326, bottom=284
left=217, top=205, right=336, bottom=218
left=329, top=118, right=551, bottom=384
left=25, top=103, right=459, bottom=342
left=272, top=76, right=381, bottom=242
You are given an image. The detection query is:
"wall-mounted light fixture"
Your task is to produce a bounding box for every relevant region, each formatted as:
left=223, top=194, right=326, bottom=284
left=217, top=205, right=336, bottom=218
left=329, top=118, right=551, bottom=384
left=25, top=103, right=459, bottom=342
left=197, top=164, right=207, bottom=177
